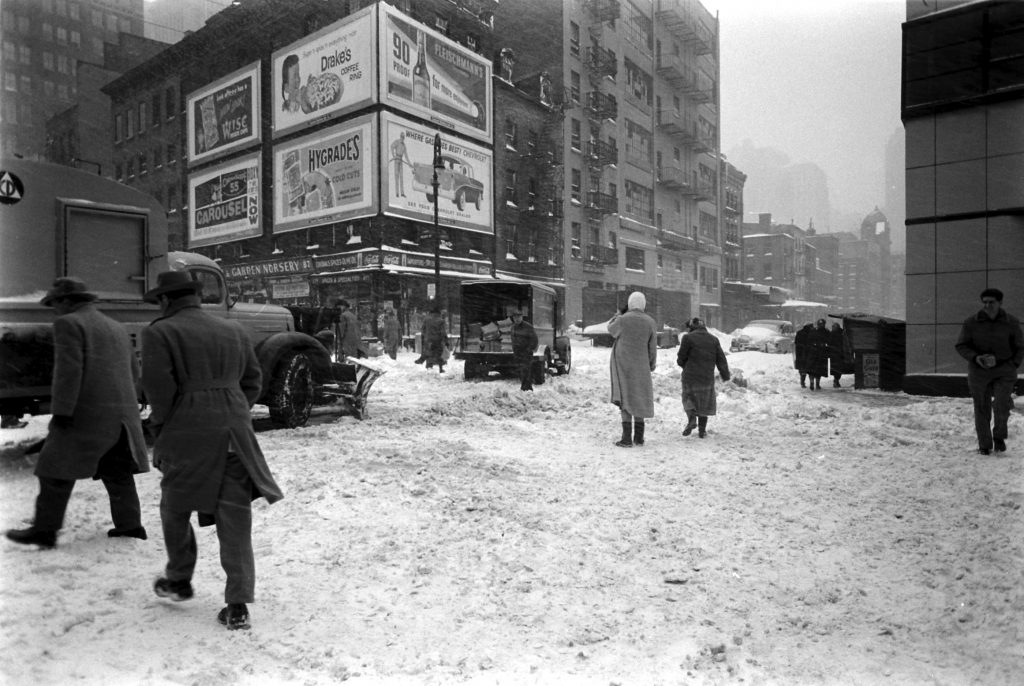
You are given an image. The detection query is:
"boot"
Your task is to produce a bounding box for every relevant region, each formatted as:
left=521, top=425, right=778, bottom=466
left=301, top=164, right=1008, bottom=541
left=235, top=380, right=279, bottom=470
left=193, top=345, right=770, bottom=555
left=698, top=416, right=708, bottom=438
left=799, top=374, right=806, bottom=388
left=683, top=412, right=698, bottom=436
left=5, top=527, right=56, bottom=548
left=615, top=421, right=632, bottom=448
left=633, top=420, right=645, bottom=446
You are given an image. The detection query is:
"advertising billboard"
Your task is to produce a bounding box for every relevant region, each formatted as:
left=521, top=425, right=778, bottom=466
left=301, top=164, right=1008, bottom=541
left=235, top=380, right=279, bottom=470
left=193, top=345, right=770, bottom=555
left=186, top=63, right=261, bottom=166
left=187, top=154, right=261, bottom=248
left=273, top=114, right=377, bottom=234
left=382, top=112, right=492, bottom=235
left=379, top=4, right=492, bottom=144
left=271, top=7, right=376, bottom=138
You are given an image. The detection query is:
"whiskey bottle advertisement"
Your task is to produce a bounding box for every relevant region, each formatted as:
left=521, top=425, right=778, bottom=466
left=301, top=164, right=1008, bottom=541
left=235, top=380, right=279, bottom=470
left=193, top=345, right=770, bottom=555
left=412, top=31, right=431, bottom=108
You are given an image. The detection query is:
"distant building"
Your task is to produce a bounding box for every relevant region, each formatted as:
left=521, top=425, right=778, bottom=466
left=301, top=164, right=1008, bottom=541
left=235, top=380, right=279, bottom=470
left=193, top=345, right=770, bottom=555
left=143, top=0, right=229, bottom=44
left=0, top=0, right=146, bottom=160
left=901, top=0, right=1024, bottom=395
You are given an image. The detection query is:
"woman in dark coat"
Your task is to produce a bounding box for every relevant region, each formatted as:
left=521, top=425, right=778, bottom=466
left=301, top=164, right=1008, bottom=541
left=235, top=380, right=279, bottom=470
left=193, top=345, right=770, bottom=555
left=828, top=323, right=847, bottom=387
left=794, top=323, right=813, bottom=388
left=421, top=306, right=448, bottom=373
left=806, top=318, right=830, bottom=390
left=677, top=317, right=730, bottom=438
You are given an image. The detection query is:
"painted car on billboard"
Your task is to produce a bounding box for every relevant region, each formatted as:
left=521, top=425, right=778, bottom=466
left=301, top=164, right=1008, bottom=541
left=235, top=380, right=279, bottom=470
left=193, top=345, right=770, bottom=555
left=272, top=7, right=376, bottom=137
left=411, top=154, right=484, bottom=212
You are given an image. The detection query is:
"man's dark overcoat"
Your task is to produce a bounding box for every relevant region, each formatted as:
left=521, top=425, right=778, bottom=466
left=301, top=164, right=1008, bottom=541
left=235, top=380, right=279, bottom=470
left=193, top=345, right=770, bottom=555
left=36, top=302, right=149, bottom=480
left=141, top=299, right=283, bottom=512
left=807, top=324, right=830, bottom=377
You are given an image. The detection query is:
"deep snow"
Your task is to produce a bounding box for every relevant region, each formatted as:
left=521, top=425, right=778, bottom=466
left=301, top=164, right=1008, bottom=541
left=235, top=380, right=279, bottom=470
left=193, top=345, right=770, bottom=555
left=1, top=338, right=1022, bottom=685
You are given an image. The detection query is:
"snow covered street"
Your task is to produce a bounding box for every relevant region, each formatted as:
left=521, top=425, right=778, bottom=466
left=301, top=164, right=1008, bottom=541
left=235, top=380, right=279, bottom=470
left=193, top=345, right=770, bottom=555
left=2, top=341, right=1022, bottom=685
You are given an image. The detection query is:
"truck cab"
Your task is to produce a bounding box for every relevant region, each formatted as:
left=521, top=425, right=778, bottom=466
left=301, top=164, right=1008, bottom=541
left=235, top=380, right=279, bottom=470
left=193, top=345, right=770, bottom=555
left=455, top=279, right=571, bottom=383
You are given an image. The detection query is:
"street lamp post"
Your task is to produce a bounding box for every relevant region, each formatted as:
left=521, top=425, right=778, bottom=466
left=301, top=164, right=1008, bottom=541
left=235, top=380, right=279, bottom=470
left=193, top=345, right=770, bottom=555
left=431, top=133, right=443, bottom=302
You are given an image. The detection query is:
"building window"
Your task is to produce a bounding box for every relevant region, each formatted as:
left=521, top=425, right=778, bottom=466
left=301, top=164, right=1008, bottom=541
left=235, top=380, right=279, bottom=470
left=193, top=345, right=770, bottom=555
left=57, top=54, right=68, bottom=74
left=43, top=52, right=54, bottom=70
left=465, top=34, right=478, bottom=52
left=570, top=70, right=580, bottom=103
left=20, top=75, right=30, bottom=94
left=166, top=143, right=177, bottom=164
left=138, top=102, right=147, bottom=133
left=435, top=15, right=448, bottom=35
left=165, top=86, right=176, bottom=119
left=571, top=168, right=581, bottom=203
left=504, top=118, right=517, bottom=150
left=153, top=146, right=163, bottom=168
left=570, top=22, right=580, bottom=56
left=625, top=246, right=645, bottom=271
left=138, top=152, right=147, bottom=175
left=570, top=118, right=581, bottom=150
left=126, top=108, right=134, bottom=138
left=151, top=93, right=161, bottom=125
left=57, top=26, right=67, bottom=44
left=504, top=168, right=517, bottom=206
left=114, top=162, right=123, bottom=181
left=126, top=158, right=135, bottom=178
left=623, top=180, right=653, bottom=222
left=43, top=23, right=54, bottom=41
left=4, top=72, right=15, bottom=91
left=114, top=113, right=123, bottom=142
left=571, top=222, right=582, bottom=258
left=70, top=30, right=80, bottom=47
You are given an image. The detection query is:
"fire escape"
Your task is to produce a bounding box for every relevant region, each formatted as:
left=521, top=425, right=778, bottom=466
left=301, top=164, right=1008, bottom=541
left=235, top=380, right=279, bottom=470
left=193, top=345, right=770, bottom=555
left=519, top=105, right=566, bottom=271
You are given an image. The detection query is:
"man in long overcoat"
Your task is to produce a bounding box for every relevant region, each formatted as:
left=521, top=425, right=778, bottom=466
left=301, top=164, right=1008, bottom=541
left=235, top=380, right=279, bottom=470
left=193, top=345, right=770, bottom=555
left=677, top=317, right=731, bottom=438
left=421, top=305, right=448, bottom=373
left=794, top=323, right=812, bottom=388
left=382, top=309, right=402, bottom=360
left=6, top=278, right=149, bottom=548
left=337, top=299, right=362, bottom=359
left=608, top=291, right=658, bottom=447
left=806, top=319, right=830, bottom=390
left=510, top=308, right=539, bottom=391
left=142, top=271, right=283, bottom=631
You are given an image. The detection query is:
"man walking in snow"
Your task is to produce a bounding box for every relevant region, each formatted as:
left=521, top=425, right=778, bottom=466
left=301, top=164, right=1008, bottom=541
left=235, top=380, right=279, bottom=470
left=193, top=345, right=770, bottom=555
left=142, top=271, right=283, bottom=630
left=677, top=317, right=731, bottom=438
left=955, top=288, right=1023, bottom=455
left=5, top=277, right=149, bottom=549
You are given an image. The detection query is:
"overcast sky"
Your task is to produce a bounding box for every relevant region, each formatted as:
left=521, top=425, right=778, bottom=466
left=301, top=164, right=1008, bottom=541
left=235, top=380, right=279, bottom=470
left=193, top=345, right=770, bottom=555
left=710, top=0, right=906, bottom=214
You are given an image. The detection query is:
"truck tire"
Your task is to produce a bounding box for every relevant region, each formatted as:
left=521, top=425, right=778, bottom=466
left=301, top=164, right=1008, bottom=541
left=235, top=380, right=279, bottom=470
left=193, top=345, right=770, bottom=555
left=267, top=352, right=314, bottom=428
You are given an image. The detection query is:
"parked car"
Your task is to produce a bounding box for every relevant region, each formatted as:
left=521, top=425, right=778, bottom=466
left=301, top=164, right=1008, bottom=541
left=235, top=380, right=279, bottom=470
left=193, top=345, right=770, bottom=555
left=729, top=319, right=796, bottom=354
left=412, top=154, right=484, bottom=212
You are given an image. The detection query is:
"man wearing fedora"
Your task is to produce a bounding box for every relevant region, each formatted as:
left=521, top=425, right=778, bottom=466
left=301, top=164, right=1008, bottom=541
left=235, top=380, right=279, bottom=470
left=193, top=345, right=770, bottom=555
left=141, top=271, right=283, bottom=631
left=5, top=278, right=150, bottom=549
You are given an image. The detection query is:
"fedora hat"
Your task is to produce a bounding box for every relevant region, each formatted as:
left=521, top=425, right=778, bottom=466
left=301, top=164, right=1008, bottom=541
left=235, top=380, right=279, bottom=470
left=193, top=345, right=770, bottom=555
left=40, top=277, right=97, bottom=306
left=144, top=271, right=202, bottom=303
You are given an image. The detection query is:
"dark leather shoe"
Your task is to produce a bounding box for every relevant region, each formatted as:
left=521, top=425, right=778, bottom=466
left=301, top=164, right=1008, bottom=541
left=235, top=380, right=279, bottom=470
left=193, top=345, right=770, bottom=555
left=978, top=448, right=991, bottom=455
left=154, top=577, right=194, bottom=601
left=698, top=430, right=707, bottom=438
left=994, top=439, right=1006, bottom=453
left=108, top=526, right=147, bottom=540
left=614, top=439, right=632, bottom=448
left=682, top=421, right=697, bottom=436
left=217, top=603, right=250, bottom=630
left=5, top=527, right=56, bottom=548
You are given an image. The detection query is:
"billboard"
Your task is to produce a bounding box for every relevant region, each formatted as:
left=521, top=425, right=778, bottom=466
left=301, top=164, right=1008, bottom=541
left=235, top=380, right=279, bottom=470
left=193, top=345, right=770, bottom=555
left=187, top=154, right=261, bottom=248
left=379, top=4, right=492, bottom=143
left=271, top=7, right=376, bottom=138
left=382, top=112, right=492, bottom=235
left=186, top=62, right=261, bottom=166
left=273, top=114, right=377, bottom=234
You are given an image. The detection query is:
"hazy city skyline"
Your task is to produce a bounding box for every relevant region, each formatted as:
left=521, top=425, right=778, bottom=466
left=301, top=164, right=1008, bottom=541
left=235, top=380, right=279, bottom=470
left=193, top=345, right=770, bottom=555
left=712, top=0, right=905, bottom=228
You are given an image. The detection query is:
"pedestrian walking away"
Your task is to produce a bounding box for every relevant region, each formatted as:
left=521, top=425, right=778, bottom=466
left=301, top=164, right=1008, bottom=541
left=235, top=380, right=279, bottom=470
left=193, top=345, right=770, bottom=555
left=806, top=319, right=830, bottom=390
left=677, top=317, right=731, bottom=438
left=382, top=309, right=402, bottom=361
left=420, top=305, right=448, bottom=373
left=608, top=291, right=657, bottom=447
left=828, top=323, right=849, bottom=387
left=954, top=288, right=1023, bottom=455
left=794, top=323, right=812, bottom=388
left=141, top=271, right=284, bottom=631
left=337, top=299, right=362, bottom=360
left=510, top=308, right=539, bottom=391
left=5, top=277, right=149, bottom=549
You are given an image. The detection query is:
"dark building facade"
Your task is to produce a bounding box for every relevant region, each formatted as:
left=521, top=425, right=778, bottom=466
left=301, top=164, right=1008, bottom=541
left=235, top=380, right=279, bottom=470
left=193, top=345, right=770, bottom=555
left=902, top=0, right=1024, bottom=394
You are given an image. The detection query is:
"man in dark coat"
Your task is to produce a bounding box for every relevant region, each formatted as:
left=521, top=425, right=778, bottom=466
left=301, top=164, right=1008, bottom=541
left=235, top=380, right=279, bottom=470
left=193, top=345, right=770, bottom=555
left=142, top=271, right=284, bottom=631
left=510, top=308, right=539, bottom=391
left=420, top=305, right=448, bottom=373
left=337, top=299, right=362, bottom=359
left=828, top=323, right=848, bottom=387
left=6, top=278, right=150, bottom=549
left=677, top=317, right=731, bottom=438
left=806, top=319, right=830, bottom=390
left=794, top=323, right=813, bottom=388
left=955, top=287, right=1023, bottom=455
left=382, top=309, right=402, bottom=360
left=609, top=291, right=658, bottom=447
